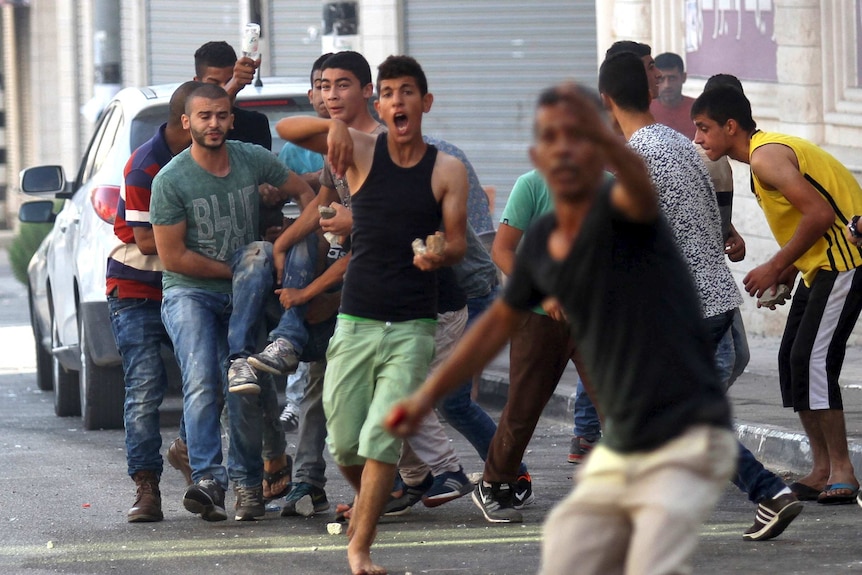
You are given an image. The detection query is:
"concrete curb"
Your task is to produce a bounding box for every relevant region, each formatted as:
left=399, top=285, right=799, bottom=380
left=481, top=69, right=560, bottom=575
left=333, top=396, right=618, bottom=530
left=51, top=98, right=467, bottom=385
left=737, top=422, right=862, bottom=476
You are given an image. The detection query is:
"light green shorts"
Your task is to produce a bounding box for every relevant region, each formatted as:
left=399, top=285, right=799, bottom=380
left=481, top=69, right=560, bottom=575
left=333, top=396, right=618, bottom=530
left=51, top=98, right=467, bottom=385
left=323, top=316, right=436, bottom=466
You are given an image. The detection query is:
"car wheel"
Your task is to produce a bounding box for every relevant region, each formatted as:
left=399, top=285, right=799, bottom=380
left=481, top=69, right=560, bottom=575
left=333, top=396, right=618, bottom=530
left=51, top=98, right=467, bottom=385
left=51, top=313, right=81, bottom=417
left=79, top=314, right=125, bottom=430
left=30, top=291, right=53, bottom=392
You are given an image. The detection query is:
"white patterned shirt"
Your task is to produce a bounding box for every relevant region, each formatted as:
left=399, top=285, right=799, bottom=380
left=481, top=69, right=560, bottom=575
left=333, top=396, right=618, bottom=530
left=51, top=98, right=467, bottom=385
left=629, top=123, right=742, bottom=318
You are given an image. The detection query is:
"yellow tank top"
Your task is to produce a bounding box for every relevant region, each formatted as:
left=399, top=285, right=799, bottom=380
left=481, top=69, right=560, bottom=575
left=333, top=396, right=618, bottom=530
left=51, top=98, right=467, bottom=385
left=750, top=131, right=862, bottom=285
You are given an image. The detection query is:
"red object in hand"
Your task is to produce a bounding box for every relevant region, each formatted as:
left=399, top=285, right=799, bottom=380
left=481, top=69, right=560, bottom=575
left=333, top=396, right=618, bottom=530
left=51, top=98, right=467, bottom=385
left=388, top=405, right=407, bottom=428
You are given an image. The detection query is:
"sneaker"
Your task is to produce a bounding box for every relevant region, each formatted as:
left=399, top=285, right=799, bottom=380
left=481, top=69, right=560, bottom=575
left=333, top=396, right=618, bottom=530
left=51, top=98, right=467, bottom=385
left=166, top=437, right=193, bottom=486
left=227, top=357, right=260, bottom=394
left=743, top=492, right=803, bottom=541
left=279, top=401, right=300, bottom=433
left=234, top=484, right=265, bottom=521
left=183, top=476, right=227, bottom=522
left=568, top=435, right=597, bottom=465
left=512, top=472, right=535, bottom=509
left=472, top=480, right=523, bottom=523
left=248, top=338, right=299, bottom=376
left=281, top=482, right=330, bottom=517
left=383, top=472, right=433, bottom=516
left=422, top=467, right=473, bottom=507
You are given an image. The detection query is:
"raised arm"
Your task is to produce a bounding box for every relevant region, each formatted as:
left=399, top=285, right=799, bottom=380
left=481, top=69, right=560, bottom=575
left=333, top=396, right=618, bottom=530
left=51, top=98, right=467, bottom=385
left=152, top=221, right=232, bottom=279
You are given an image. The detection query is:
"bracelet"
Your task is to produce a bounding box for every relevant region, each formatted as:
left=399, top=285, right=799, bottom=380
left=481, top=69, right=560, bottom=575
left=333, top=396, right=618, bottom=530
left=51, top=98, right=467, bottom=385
left=849, top=215, right=862, bottom=240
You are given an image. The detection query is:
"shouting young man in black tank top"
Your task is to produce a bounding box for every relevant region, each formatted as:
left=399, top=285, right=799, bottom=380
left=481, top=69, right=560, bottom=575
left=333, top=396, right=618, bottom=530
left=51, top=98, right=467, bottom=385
left=275, top=55, right=468, bottom=575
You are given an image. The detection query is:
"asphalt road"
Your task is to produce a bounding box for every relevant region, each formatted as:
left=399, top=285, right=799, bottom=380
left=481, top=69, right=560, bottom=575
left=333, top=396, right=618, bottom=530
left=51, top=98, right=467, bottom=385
left=2, top=249, right=862, bottom=575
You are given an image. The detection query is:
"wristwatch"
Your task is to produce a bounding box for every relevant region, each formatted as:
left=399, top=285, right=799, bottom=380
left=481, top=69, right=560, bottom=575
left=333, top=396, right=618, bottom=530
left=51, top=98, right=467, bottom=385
left=849, top=215, right=862, bottom=240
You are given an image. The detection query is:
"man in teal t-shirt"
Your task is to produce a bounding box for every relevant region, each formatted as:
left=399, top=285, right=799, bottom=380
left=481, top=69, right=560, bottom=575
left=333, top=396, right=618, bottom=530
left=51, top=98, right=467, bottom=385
left=473, top=169, right=601, bottom=522
left=150, top=83, right=314, bottom=523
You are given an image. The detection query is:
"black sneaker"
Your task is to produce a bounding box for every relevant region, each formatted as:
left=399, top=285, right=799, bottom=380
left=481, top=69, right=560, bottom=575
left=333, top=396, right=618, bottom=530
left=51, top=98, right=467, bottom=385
left=183, top=476, right=227, bottom=522
left=512, top=472, right=535, bottom=510
left=281, top=482, right=330, bottom=517
left=383, top=472, right=433, bottom=516
left=472, top=480, right=523, bottom=523
left=743, top=492, right=803, bottom=541
left=422, top=467, right=473, bottom=508
left=234, top=484, right=265, bottom=521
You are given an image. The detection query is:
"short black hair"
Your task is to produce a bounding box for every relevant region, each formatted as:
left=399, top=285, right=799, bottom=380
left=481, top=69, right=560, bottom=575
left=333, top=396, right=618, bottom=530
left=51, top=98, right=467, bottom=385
left=703, top=73, right=744, bottom=94
left=598, top=52, right=650, bottom=113
left=377, top=55, right=428, bottom=96
left=654, top=52, right=684, bottom=72
left=534, top=83, right=604, bottom=135
left=310, top=52, right=335, bottom=86
left=194, top=41, right=237, bottom=78
left=605, top=40, right=651, bottom=59
left=691, top=86, right=757, bottom=132
left=185, top=83, right=231, bottom=115
left=321, top=51, right=372, bottom=87
left=170, top=81, right=206, bottom=125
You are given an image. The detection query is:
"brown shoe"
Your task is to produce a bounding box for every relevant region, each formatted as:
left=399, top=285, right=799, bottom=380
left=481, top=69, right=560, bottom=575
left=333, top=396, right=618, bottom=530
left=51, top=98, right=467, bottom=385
left=167, top=437, right=193, bottom=486
left=128, top=471, right=163, bottom=523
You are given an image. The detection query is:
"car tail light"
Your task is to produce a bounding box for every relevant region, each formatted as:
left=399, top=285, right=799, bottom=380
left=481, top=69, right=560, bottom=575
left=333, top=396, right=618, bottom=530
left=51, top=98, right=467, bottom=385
left=91, top=185, right=121, bottom=224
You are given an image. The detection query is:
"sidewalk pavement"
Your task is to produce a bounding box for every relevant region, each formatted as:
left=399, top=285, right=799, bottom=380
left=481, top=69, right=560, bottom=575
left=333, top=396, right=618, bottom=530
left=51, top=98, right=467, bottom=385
left=478, top=335, right=862, bottom=476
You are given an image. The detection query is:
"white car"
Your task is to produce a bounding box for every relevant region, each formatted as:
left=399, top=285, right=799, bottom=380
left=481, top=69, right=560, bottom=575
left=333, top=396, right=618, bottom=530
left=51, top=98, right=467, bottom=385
left=19, top=79, right=312, bottom=430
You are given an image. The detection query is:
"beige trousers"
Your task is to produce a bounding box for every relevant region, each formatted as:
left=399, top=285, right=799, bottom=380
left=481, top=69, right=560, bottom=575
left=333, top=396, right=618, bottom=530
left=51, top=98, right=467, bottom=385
left=539, top=425, right=737, bottom=575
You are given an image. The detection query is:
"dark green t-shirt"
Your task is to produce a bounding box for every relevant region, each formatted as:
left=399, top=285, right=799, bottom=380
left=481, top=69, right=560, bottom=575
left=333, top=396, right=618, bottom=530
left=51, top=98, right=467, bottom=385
left=150, top=140, right=290, bottom=293
left=503, top=185, right=731, bottom=453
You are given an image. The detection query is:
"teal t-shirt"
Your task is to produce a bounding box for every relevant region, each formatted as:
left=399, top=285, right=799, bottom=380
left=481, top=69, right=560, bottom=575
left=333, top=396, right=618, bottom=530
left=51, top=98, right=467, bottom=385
left=278, top=141, right=324, bottom=174
left=500, top=170, right=553, bottom=315
left=150, top=140, right=291, bottom=293
left=500, top=169, right=554, bottom=231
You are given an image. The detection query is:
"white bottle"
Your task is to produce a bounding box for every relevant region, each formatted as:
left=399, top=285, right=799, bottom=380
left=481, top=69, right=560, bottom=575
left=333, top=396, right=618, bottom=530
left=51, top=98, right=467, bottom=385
left=242, top=23, right=261, bottom=60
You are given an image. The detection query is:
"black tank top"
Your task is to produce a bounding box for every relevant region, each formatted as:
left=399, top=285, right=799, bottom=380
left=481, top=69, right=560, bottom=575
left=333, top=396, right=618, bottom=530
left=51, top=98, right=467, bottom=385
left=341, top=133, right=441, bottom=321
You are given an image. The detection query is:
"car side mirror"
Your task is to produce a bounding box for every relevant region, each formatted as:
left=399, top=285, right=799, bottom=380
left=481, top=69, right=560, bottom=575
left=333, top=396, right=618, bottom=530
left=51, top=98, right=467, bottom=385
left=20, top=166, right=67, bottom=196
left=18, top=200, right=57, bottom=224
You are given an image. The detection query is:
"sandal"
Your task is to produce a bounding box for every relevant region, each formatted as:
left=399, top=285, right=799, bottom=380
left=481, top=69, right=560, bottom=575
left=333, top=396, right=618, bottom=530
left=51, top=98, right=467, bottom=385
left=789, top=481, right=822, bottom=501
left=817, top=482, right=860, bottom=505
left=262, top=455, right=293, bottom=501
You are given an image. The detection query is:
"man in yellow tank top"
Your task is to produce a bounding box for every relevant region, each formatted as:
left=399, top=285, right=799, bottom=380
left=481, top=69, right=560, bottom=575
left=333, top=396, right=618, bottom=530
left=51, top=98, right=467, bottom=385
left=692, top=84, right=862, bottom=505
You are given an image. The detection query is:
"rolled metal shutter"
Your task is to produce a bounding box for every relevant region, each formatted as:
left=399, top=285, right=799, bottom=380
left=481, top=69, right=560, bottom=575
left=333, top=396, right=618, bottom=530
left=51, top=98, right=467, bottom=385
left=404, top=0, right=597, bottom=218
left=146, top=0, right=242, bottom=84
left=269, top=0, right=324, bottom=79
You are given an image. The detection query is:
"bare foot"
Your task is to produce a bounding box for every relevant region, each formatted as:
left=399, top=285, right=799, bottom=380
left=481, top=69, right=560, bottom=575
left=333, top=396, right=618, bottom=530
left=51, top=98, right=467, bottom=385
left=347, top=548, right=387, bottom=575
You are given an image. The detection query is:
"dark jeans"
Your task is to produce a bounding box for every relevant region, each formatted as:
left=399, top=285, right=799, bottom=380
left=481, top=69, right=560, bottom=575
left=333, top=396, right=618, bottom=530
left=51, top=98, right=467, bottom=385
left=707, top=308, right=784, bottom=503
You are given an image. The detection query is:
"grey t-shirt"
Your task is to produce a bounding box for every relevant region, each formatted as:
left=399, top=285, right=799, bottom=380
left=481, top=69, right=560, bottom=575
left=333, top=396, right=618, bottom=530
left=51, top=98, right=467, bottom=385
left=151, top=141, right=291, bottom=293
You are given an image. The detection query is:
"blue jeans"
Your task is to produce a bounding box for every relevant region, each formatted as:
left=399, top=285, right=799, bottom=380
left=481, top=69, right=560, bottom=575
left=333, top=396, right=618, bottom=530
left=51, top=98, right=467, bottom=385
left=229, top=241, right=275, bottom=360
left=267, top=233, right=318, bottom=353
left=572, top=378, right=601, bottom=442
left=163, top=244, right=275, bottom=489
left=162, top=287, right=232, bottom=488
left=706, top=307, right=783, bottom=502
left=108, top=296, right=172, bottom=477
left=438, top=287, right=527, bottom=475
left=715, top=307, right=750, bottom=389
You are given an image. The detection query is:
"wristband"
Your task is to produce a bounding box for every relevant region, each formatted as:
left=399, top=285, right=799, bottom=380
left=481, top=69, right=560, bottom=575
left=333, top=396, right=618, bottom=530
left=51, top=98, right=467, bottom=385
left=849, top=215, right=862, bottom=240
